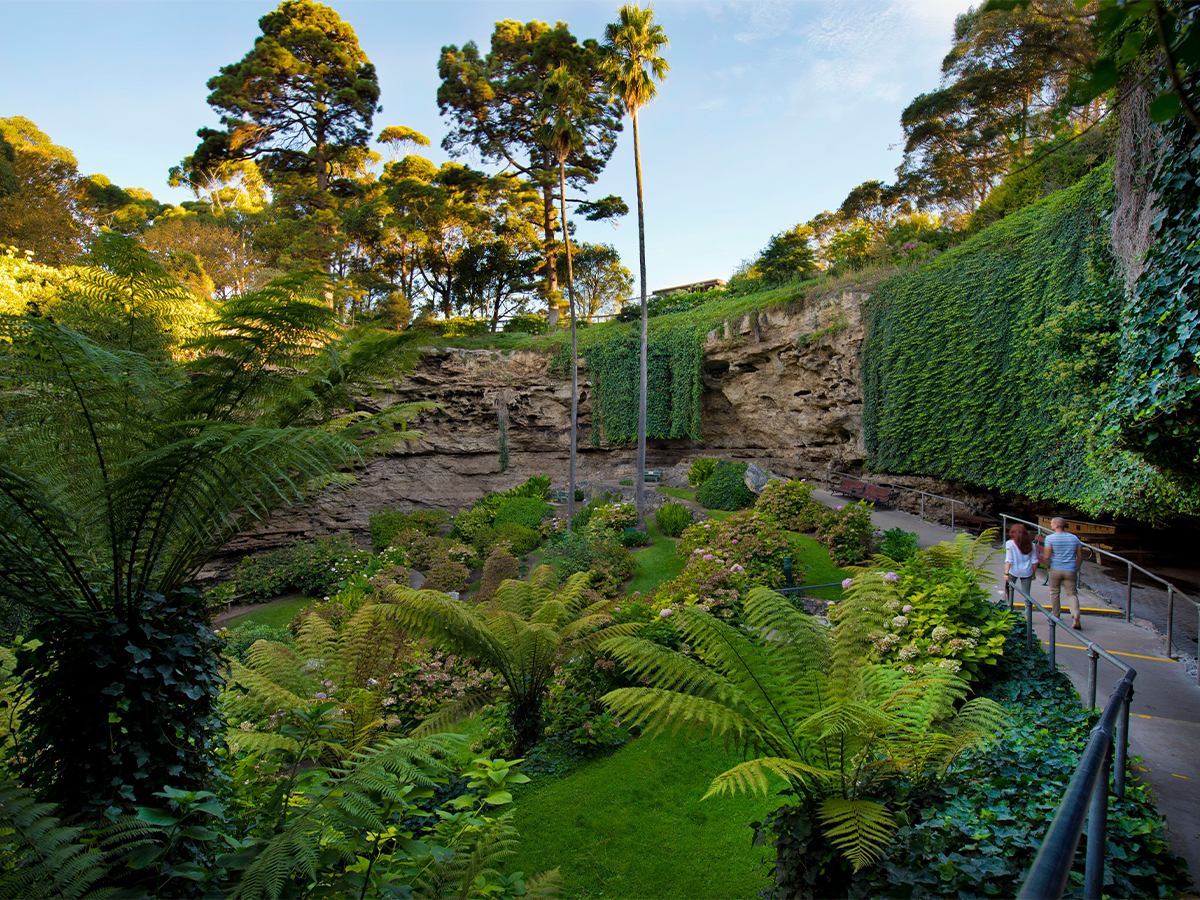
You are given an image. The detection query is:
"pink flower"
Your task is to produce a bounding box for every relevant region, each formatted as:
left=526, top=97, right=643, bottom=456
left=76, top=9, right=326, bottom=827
left=836, top=506, right=844, bottom=511
left=731, top=564, right=745, bottom=573
left=704, top=524, right=711, bottom=530
left=902, top=604, right=913, bottom=612
left=884, top=572, right=900, bottom=583
left=841, top=578, right=853, bottom=589
left=703, top=554, right=715, bottom=560
left=659, top=608, right=673, bottom=618
left=731, top=539, right=738, bottom=544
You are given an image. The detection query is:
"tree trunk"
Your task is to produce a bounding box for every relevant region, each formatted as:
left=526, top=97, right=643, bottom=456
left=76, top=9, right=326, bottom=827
left=633, top=109, right=649, bottom=531
left=561, top=163, right=578, bottom=526
left=542, top=157, right=560, bottom=327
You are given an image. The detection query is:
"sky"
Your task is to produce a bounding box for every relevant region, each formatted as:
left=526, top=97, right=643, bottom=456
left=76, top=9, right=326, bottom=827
left=0, top=0, right=974, bottom=290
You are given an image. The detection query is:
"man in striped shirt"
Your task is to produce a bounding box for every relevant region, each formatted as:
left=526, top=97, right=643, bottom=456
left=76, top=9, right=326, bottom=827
left=1042, top=517, right=1084, bottom=629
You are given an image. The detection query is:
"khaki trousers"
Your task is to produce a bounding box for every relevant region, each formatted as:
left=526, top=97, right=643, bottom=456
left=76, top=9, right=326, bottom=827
left=1048, top=569, right=1080, bottom=621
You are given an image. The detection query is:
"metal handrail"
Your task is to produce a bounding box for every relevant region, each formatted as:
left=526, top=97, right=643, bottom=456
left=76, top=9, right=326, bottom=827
left=873, top=480, right=999, bottom=531
left=1009, top=579, right=1136, bottom=900
left=1001, top=512, right=1200, bottom=675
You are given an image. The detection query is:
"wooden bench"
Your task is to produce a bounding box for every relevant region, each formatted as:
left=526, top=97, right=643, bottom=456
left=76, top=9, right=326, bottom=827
left=644, top=469, right=663, bottom=482
left=829, top=477, right=893, bottom=508
left=550, top=489, right=570, bottom=503
left=953, top=513, right=996, bottom=535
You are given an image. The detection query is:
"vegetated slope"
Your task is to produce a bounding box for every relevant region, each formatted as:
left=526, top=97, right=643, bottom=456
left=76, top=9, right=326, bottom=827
left=862, top=163, right=1196, bottom=519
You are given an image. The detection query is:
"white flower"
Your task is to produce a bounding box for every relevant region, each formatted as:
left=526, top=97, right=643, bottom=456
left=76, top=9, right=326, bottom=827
left=931, top=625, right=951, bottom=642
left=891, top=615, right=909, bottom=628
left=659, top=608, right=673, bottom=618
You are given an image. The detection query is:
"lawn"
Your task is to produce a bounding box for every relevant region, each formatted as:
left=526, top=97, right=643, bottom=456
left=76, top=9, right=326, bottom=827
left=656, top=487, right=694, bottom=502
left=225, top=595, right=314, bottom=629
left=789, top=533, right=850, bottom=600
left=626, top=522, right=685, bottom=596
left=508, top=731, right=775, bottom=899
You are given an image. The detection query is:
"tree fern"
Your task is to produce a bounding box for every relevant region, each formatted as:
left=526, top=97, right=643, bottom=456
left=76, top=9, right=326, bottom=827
left=599, top=586, right=1004, bottom=872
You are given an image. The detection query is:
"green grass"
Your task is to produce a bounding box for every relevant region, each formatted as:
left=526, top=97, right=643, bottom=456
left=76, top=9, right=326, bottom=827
left=508, top=732, right=774, bottom=899
left=626, top=523, right=686, bottom=596
left=656, top=487, right=695, bottom=502
left=225, top=596, right=315, bottom=629
left=789, top=533, right=850, bottom=600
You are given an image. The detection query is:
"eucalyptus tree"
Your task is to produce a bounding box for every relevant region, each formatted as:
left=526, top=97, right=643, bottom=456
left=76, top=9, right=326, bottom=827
left=537, top=65, right=591, bottom=523
left=437, top=20, right=623, bottom=321
left=600, top=4, right=669, bottom=529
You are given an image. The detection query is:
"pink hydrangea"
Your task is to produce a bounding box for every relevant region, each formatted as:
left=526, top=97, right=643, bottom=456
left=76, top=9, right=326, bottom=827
left=841, top=578, right=853, bottom=589
left=703, top=554, right=715, bottom=561
left=884, top=572, right=900, bottom=583
left=659, top=608, right=673, bottom=618
left=902, top=604, right=913, bottom=613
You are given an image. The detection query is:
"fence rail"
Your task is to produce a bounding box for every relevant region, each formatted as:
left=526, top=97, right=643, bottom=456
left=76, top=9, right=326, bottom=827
left=873, top=481, right=999, bottom=531
left=1007, top=579, right=1135, bottom=900
left=1001, top=513, right=1200, bottom=676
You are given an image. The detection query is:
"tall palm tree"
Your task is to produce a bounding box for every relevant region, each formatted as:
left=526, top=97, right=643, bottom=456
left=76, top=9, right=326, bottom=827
left=601, top=4, right=668, bottom=530
left=537, top=65, right=589, bottom=524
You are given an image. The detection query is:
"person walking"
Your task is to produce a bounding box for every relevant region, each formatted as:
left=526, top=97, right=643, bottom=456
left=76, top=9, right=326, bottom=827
left=1004, top=523, right=1039, bottom=602
left=1042, top=516, right=1084, bottom=629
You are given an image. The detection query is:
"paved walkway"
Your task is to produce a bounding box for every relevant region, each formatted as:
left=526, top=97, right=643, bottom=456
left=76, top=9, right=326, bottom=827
left=810, top=489, right=1200, bottom=888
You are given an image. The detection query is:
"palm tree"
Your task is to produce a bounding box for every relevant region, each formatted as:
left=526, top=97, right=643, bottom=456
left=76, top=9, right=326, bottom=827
left=536, top=65, right=590, bottom=525
left=601, top=4, right=669, bottom=530
left=0, top=234, right=428, bottom=817
left=379, top=565, right=637, bottom=754
left=599, top=580, right=1004, bottom=878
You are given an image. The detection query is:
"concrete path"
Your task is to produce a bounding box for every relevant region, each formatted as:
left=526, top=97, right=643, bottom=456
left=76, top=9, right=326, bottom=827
left=809, top=489, right=1200, bottom=887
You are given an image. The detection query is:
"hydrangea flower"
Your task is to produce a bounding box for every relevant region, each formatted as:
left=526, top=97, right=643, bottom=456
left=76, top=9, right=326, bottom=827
left=731, top=563, right=745, bottom=573
left=898, top=644, right=919, bottom=660
left=836, top=506, right=844, bottom=511
left=314, top=692, right=327, bottom=700
left=932, top=625, right=951, bottom=642
left=883, top=572, right=900, bottom=583
left=731, top=539, right=738, bottom=544
left=902, top=664, right=918, bottom=675
left=659, top=608, right=673, bottom=618
left=902, top=604, right=913, bottom=613
left=892, top=615, right=909, bottom=628
left=704, top=524, right=711, bottom=529
left=703, top=554, right=715, bottom=560
left=841, top=578, right=854, bottom=589
left=885, top=599, right=901, bottom=611
left=939, top=658, right=961, bottom=673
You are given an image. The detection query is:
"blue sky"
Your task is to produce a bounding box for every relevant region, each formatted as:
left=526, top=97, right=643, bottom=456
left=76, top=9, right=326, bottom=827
left=1, top=0, right=972, bottom=289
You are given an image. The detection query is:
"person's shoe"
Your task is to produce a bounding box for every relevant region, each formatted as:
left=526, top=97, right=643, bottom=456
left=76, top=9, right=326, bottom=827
left=1072, top=619, right=1082, bottom=630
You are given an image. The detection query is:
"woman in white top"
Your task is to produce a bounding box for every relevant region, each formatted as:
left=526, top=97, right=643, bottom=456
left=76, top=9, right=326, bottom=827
left=1004, top=523, right=1039, bottom=600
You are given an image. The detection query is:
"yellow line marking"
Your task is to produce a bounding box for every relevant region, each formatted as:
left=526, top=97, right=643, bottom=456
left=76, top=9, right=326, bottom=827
left=1171, top=773, right=1189, bottom=779
left=1013, top=603, right=1113, bottom=613
left=1135, top=713, right=1200, bottom=727
left=1039, top=640, right=1176, bottom=663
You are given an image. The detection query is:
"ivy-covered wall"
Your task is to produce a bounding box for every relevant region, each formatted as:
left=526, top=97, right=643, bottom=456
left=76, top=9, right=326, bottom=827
left=862, top=166, right=1118, bottom=507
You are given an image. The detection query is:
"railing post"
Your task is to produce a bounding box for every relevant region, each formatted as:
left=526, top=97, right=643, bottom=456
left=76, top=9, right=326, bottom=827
left=920, top=494, right=925, bottom=520
left=1026, top=597, right=1034, bottom=651
left=1049, top=619, right=1057, bottom=671
left=1084, top=744, right=1111, bottom=899
left=1126, top=562, right=1133, bottom=623
left=1166, top=586, right=1174, bottom=659
left=1196, top=604, right=1200, bottom=687
left=951, top=504, right=956, bottom=530
left=1114, top=692, right=1131, bottom=800
left=1087, top=648, right=1099, bottom=709
left=1006, top=580, right=1014, bottom=611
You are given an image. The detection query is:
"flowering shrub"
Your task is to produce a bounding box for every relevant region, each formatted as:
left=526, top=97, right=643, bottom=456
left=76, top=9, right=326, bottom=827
left=651, top=554, right=749, bottom=621
left=542, top=530, right=634, bottom=597
left=754, top=478, right=826, bottom=532
left=817, top=502, right=875, bottom=566
left=224, top=536, right=372, bottom=601
left=390, top=530, right=473, bottom=570
left=850, top=538, right=1010, bottom=681
left=878, top=527, right=920, bottom=562
left=423, top=557, right=470, bottom=594
left=677, top=511, right=797, bottom=588
left=477, top=545, right=519, bottom=601
left=368, top=508, right=449, bottom=550
left=687, top=457, right=719, bottom=486
left=618, top=529, right=651, bottom=547
left=389, top=648, right=500, bottom=727
left=654, top=501, right=693, bottom=537
left=587, top=502, right=637, bottom=533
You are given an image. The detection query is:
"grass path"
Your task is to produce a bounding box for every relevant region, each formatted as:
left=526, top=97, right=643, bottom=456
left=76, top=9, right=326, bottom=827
left=626, top=523, right=685, bottom=596
left=508, top=732, right=775, bottom=899
left=222, top=595, right=314, bottom=629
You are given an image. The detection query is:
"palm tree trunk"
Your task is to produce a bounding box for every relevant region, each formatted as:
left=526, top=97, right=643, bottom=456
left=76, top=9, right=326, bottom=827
left=633, top=109, right=648, bottom=530
left=560, top=163, right=578, bottom=525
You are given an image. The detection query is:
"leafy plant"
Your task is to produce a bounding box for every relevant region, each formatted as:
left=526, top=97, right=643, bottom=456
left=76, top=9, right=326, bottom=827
left=586, top=501, right=637, bottom=533
left=600, top=587, right=1004, bottom=874
left=618, top=529, right=650, bottom=547
left=687, top=458, right=718, bottom=486
left=677, top=510, right=796, bottom=588
left=877, top=526, right=919, bottom=562
left=496, top=523, right=541, bottom=555
left=379, top=566, right=636, bottom=753
left=423, top=558, right=471, bottom=594
left=494, top=498, right=554, bottom=529
left=754, top=478, right=826, bottom=532
left=650, top=554, right=748, bottom=622
left=540, top=530, right=635, bottom=597
left=694, top=461, right=756, bottom=510
left=223, top=623, right=296, bottom=662
left=817, top=502, right=874, bottom=566
left=226, top=536, right=372, bottom=602
left=369, top=508, right=449, bottom=551
left=653, top=501, right=693, bottom=537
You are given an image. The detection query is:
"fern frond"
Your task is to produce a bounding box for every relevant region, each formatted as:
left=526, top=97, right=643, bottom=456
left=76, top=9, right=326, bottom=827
left=815, top=798, right=895, bottom=872
left=602, top=687, right=786, bottom=756
left=702, top=756, right=833, bottom=800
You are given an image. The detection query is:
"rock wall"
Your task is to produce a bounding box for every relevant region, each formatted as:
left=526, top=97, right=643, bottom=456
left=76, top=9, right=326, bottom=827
left=220, top=288, right=873, bottom=557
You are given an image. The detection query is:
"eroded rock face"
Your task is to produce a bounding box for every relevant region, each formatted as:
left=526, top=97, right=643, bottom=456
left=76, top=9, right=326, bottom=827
left=219, top=289, right=871, bottom=559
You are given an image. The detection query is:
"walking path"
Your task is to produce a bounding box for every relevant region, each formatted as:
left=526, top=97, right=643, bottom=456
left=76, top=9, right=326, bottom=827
left=810, top=489, right=1200, bottom=888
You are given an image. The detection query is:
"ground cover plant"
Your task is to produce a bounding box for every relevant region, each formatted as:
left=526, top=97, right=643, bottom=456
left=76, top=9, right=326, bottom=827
left=211, top=536, right=372, bottom=605
left=694, top=460, right=757, bottom=510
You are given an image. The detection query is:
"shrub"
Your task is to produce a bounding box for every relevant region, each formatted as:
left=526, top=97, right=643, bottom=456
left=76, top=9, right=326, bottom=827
left=494, top=497, right=553, bottom=529
left=441, top=315, right=490, bottom=337
left=228, top=536, right=371, bottom=601
left=368, top=508, right=448, bottom=551
left=542, top=530, right=634, bottom=597
left=878, top=526, right=920, bottom=562
left=477, top=545, right=520, bottom=601
left=654, top=502, right=693, bottom=537
left=423, top=557, right=471, bottom=594
left=619, top=478, right=633, bottom=486
left=755, top=479, right=825, bottom=532
left=587, top=502, right=637, bottom=533
left=651, top=555, right=748, bottom=621
left=677, top=511, right=797, bottom=588
left=575, top=489, right=584, bottom=501
left=451, top=476, right=552, bottom=542
left=450, top=504, right=495, bottom=543
left=618, top=529, right=651, bottom=547
left=223, top=623, right=295, bottom=661
left=687, top=458, right=718, bottom=486
left=817, top=502, right=875, bottom=566
left=495, top=522, right=541, bottom=555
left=502, top=312, right=548, bottom=334
left=695, top=461, right=756, bottom=510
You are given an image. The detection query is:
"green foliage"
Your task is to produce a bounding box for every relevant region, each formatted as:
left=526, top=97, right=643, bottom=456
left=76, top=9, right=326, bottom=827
left=862, top=165, right=1191, bottom=517
left=754, top=478, right=825, bottom=532
left=541, top=531, right=635, bottom=598
left=502, top=313, right=548, bottom=334
left=761, top=618, right=1190, bottom=899
left=224, top=623, right=295, bottom=661
left=586, top=501, right=637, bottom=533
left=677, top=510, right=796, bottom=589
left=494, top=497, right=554, bottom=530
left=422, top=558, right=471, bottom=594
left=451, top=476, right=553, bottom=542
left=651, top=554, right=748, bottom=622
left=495, top=522, right=541, bottom=555
left=694, top=461, right=756, bottom=510
left=600, top=587, right=1004, bottom=873
left=378, top=566, right=636, bottom=753
left=877, top=527, right=919, bottom=563
left=653, top=501, right=693, bottom=537
left=477, top=545, right=521, bottom=601
left=617, top=529, right=650, bottom=547
left=369, top=508, right=448, bottom=551
left=854, top=533, right=1010, bottom=682
left=227, top=536, right=372, bottom=602
left=687, top=457, right=718, bottom=486
left=816, top=502, right=875, bottom=567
